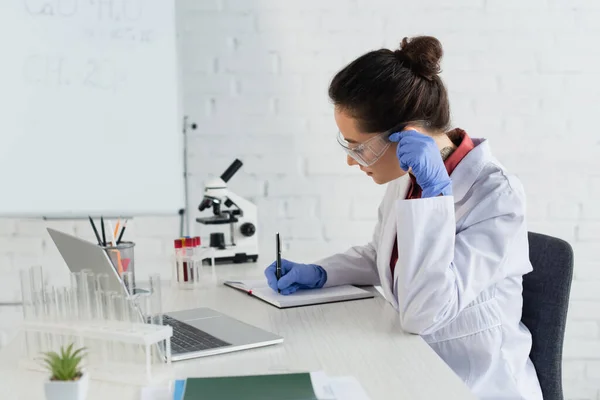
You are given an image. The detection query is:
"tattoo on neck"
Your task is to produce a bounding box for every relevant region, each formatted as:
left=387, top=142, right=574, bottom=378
left=440, top=146, right=455, bottom=161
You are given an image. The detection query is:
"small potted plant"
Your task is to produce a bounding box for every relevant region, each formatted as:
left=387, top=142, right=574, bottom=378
left=40, top=343, right=89, bottom=400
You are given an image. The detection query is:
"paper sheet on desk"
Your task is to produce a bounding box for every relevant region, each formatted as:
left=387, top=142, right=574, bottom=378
left=311, top=371, right=371, bottom=400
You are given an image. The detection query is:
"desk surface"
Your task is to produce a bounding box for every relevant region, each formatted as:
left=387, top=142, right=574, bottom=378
left=0, top=262, right=475, bottom=400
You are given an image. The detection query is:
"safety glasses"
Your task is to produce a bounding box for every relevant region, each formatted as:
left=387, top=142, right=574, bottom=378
left=336, top=130, right=391, bottom=167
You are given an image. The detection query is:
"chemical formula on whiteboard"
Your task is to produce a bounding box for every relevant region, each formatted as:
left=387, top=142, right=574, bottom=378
left=22, top=54, right=127, bottom=92
left=23, top=0, right=144, bottom=22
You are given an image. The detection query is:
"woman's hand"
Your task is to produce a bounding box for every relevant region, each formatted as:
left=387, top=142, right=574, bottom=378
left=388, top=130, right=452, bottom=198
left=264, top=259, right=327, bottom=295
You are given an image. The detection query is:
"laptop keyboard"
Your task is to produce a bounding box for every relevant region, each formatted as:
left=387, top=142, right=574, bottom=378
left=162, top=315, right=231, bottom=355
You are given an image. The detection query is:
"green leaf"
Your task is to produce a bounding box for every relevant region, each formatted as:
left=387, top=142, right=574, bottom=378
left=39, top=343, right=86, bottom=381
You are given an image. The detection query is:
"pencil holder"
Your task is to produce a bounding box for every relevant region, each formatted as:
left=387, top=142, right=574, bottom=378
left=104, top=241, right=136, bottom=291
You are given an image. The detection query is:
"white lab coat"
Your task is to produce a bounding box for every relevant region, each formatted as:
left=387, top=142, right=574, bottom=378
left=315, top=138, right=543, bottom=399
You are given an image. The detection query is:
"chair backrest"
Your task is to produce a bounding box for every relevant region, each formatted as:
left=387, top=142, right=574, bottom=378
left=522, top=232, right=574, bottom=400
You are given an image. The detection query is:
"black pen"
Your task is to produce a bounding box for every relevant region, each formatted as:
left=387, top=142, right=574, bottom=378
left=101, top=216, right=106, bottom=246
left=276, top=232, right=281, bottom=293
left=116, top=219, right=127, bottom=245
left=88, top=216, right=102, bottom=246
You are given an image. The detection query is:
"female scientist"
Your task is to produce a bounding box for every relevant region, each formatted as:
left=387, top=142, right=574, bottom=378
left=264, top=36, right=543, bottom=399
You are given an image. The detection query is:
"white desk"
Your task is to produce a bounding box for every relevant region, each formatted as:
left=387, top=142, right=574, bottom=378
left=0, top=262, right=476, bottom=399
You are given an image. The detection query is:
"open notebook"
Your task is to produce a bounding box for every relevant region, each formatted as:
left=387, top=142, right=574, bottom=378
left=223, top=279, right=374, bottom=309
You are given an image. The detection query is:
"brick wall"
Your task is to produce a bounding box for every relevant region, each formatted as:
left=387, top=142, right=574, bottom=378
left=1, top=0, right=599, bottom=397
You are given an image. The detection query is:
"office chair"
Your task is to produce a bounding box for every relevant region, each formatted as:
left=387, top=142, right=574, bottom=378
left=522, top=232, right=574, bottom=400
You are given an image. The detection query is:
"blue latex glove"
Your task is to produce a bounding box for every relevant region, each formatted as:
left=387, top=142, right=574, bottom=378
left=388, top=130, right=452, bottom=198
left=264, top=259, right=327, bottom=295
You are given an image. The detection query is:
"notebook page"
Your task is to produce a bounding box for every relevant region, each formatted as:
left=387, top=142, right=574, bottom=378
left=251, top=285, right=372, bottom=308
left=223, top=279, right=269, bottom=290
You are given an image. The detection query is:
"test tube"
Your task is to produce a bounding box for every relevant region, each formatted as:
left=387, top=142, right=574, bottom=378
left=84, top=270, right=98, bottom=321
left=122, top=270, right=134, bottom=297
left=19, top=268, right=33, bottom=320
left=29, top=265, right=45, bottom=320
left=95, top=273, right=109, bottom=321
left=147, top=274, right=163, bottom=326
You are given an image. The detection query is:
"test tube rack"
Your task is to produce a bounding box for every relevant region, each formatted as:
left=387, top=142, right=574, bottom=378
left=17, top=266, right=174, bottom=385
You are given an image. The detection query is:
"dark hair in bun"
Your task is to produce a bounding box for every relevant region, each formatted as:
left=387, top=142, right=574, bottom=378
left=394, top=36, right=443, bottom=81
left=328, top=35, right=450, bottom=134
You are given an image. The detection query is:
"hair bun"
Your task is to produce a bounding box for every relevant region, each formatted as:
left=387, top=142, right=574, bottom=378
left=394, top=36, right=443, bottom=81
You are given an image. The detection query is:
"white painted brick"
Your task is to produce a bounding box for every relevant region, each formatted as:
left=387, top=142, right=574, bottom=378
left=566, top=320, right=600, bottom=339
left=0, top=255, right=12, bottom=273
left=319, top=12, right=384, bottom=34
left=575, top=263, right=600, bottom=281
left=443, top=72, right=498, bottom=94
left=564, top=339, right=600, bottom=359
left=134, top=238, right=167, bottom=257
left=588, top=361, right=600, bottom=379
left=581, top=201, right=600, bottom=220
left=278, top=51, right=345, bottom=74
left=219, top=51, right=279, bottom=74
left=188, top=116, right=309, bottom=137
left=256, top=12, right=320, bottom=32
left=183, top=13, right=255, bottom=33
left=0, top=271, right=22, bottom=303
left=319, top=195, right=353, bottom=219
left=526, top=221, right=577, bottom=243
left=563, top=360, right=586, bottom=381
left=563, top=384, right=599, bottom=400
left=305, top=155, right=362, bottom=176
left=283, top=197, right=318, bottom=219
left=351, top=196, right=385, bottom=220
left=274, top=218, right=324, bottom=240
left=569, top=301, right=600, bottom=320
left=485, top=0, right=549, bottom=10
left=185, top=75, right=236, bottom=96
left=570, top=282, right=600, bottom=301
left=548, top=201, right=582, bottom=220
left=0, top=219, right=17, bottom=235
left=236, top=75, right=303, bottom=95
left=503, top=115, right=569, bottom=139
left=256, top=198, right=286, bottom=220
left=473, top=95, right=540, bottom=117
left=578, top=224, right=600, bottom=242
left=189, top=134, right=295, bottom=158
left=131, top=217, right=180, bottom=239
left=275, top=95, right=333, bottom=117
left=590, top=176, right=600, bottom=200
left=0, top=237, right=44, bottom=255
left=497, top=73, right=565, bottom=97
left=212, top=96, right=275, bottom=117
left=180, top=0, right=222, bottom=12
left=243, top=155, right=303, bottom=175
left=323, top=220, right=377, bottom=241
left=284, top=239, right=353, bottom=263
left=224, top=0, right=354, bottom=12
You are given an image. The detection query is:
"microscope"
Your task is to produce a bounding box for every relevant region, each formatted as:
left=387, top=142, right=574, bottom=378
left=196, top=159, right=259, bottom=264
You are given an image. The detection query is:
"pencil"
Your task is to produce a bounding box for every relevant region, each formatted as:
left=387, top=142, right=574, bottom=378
left=116, top=219, right=128, bottom=245
left=88, top=216, right=102, bottom=246
left=101, top=216, right=106, bottom=246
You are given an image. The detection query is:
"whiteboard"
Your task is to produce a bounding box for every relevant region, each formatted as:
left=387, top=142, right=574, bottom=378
left=0, top=0, right=184, bottom=217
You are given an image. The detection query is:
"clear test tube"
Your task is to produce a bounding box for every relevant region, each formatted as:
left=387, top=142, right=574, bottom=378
left=147, top=274, right=163, bottom=326
left=122, top=270, right=134, bottom=297
left=29, top=265, right=45, bottom=320
left=19, top=268, right=33, bottom=320
left=84, top=270, right=98, bottom=321
left=95, top=274, right=109, bottom=321
left=19, top=268, right=36, bottom=357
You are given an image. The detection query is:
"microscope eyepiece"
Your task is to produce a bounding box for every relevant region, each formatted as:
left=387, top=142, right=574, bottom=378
left=220, top=159, right=243, bottom=183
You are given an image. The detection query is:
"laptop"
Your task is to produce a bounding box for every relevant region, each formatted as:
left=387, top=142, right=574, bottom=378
left=46, top=228, right=283, bottom=361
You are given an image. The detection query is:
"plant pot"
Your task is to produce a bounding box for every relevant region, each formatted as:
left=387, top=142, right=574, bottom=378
left=44, top=371, right=89, bottom=400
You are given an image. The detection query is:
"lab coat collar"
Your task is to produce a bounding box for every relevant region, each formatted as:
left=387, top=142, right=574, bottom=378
left=449, top=138, right=491, bottom=203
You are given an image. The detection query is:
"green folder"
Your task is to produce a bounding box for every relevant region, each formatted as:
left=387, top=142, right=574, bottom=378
left=182, top=372, right=319, bottom=400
